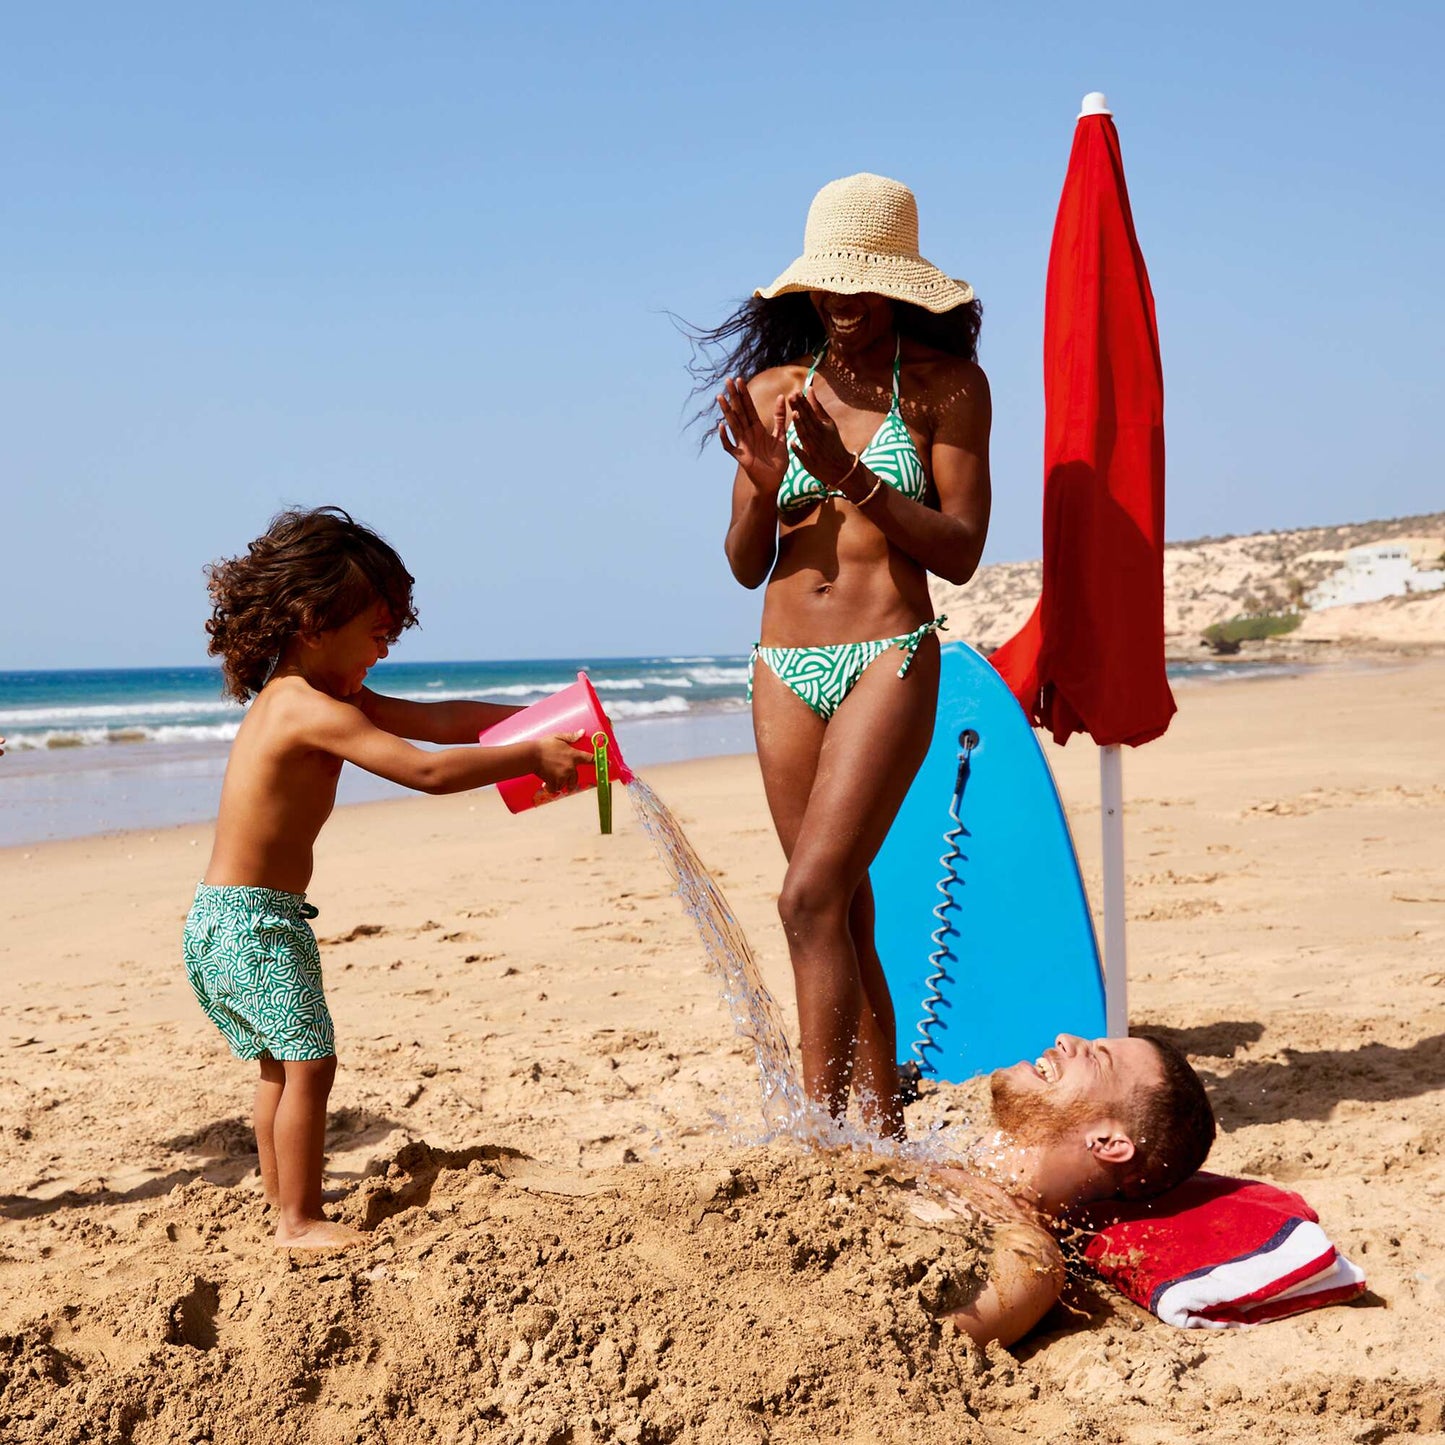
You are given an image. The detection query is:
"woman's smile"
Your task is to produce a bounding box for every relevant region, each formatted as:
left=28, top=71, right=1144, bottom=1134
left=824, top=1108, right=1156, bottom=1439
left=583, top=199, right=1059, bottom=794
left=810, top=290, right=893, bottom=351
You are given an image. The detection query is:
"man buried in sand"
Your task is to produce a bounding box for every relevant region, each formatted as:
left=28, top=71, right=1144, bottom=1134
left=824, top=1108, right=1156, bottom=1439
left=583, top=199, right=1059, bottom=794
left=913, top=1031, right=1215, bottom=1346
left=185, top=506, right=588, bottom=1249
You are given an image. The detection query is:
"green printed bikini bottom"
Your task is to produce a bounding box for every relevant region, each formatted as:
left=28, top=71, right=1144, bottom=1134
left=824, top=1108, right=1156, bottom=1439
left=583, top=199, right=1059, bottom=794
left=748, top=616, right=947, bottom=721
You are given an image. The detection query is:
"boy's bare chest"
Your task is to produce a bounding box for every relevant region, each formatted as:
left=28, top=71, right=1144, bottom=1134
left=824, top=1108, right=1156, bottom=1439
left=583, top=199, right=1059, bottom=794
left=290, top=749, right=344, bottom=810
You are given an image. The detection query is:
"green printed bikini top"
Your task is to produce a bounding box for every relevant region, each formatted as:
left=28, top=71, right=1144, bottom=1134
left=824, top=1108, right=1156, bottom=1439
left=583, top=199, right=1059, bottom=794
left=778, top=337, right=928, bottom=514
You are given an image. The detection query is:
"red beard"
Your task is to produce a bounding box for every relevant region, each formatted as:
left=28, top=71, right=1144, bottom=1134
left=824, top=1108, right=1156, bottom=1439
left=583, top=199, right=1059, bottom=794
left=991, top=1071, right=1099, bottom=1147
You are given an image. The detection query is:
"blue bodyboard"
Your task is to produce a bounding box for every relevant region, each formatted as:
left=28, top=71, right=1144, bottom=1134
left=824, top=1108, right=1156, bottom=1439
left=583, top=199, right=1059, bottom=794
left=872, top=640, right=1105, bottom=1081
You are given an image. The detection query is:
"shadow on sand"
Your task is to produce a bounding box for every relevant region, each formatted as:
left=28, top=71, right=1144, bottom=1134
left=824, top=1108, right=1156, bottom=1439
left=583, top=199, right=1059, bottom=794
left=1144, top=1023, right=1445, bottom=1128
left=0, top=1106, right=406, bottom=1220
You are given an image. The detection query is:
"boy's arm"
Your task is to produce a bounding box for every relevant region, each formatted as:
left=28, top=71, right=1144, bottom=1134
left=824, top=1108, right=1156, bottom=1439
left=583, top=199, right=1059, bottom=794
left=300, top=692, right=583, bottom=794
left=352, top=688, right=524, bottom=744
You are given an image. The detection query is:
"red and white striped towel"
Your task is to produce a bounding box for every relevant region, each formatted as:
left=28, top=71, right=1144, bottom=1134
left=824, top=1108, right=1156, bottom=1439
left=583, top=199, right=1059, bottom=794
left=1074, top=1171, right=1367, bottom=1329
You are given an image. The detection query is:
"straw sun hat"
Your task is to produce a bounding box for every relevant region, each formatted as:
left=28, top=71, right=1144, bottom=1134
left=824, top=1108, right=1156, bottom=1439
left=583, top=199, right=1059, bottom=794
left=755, top=172, right=974, bottom=314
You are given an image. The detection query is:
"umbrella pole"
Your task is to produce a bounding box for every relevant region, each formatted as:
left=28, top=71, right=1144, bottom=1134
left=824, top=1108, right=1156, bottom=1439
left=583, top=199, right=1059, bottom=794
left=1099, top=744, right=1128, bottom=1035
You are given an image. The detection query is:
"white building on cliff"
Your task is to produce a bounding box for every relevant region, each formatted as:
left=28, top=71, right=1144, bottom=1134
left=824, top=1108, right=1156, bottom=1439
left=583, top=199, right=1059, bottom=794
left=1306, top=544, right=1445, bottom=611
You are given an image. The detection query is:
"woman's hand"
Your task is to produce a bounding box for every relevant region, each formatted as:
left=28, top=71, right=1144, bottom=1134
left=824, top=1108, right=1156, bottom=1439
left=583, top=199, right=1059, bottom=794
left=787, top=389, right=859, bottom=493
left=718, top=377, right=788, bottom=493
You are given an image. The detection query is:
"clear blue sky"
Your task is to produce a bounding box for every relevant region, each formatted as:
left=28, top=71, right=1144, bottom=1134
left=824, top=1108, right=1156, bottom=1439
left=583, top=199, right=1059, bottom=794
left=2, top=1, right=1440, bottom=668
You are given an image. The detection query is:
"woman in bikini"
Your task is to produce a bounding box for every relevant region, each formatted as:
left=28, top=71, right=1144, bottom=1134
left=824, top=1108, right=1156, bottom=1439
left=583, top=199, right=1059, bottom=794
left=697, top=172, right=991, bottom=1137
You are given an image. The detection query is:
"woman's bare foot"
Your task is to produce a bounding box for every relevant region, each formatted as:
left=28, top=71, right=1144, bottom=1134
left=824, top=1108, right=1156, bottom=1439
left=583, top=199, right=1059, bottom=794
left=273, top=1218, right=366, bottom=1250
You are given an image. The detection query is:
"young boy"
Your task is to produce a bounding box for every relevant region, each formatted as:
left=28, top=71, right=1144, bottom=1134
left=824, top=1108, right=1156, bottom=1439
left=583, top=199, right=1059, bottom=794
left=185, top=505, right=584, bottom=1249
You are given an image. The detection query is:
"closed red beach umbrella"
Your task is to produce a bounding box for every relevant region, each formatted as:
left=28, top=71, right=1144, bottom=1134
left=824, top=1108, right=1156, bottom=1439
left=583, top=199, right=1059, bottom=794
left=989, top=93, right=1175, bottom=1030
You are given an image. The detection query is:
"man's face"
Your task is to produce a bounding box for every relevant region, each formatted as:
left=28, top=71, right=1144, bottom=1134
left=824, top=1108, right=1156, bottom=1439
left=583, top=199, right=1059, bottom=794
left=990, top=1035, right=1165, bottom=1146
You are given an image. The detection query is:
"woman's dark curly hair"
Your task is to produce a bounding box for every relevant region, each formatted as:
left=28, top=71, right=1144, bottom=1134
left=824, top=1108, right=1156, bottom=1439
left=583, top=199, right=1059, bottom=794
left=681, top=291, right=983, bottom=439
left=205, top=506, right=419, bottom=702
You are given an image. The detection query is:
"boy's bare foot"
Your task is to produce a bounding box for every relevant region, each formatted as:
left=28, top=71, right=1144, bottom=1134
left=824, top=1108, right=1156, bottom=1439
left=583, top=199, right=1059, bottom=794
left=274, top=1218, right=366, bottom=1250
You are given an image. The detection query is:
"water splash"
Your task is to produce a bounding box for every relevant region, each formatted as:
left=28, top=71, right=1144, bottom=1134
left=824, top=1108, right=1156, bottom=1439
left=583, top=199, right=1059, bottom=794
left=625, top=775, right=806, bottom=1131
left=624, top=775, right=981, bottom=1160
left=618, top=777, right=1097, bottom=1283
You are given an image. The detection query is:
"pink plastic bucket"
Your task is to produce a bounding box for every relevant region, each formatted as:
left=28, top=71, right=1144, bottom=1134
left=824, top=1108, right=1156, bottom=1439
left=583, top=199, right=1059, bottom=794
left=478, top=672, right=634, bottom=815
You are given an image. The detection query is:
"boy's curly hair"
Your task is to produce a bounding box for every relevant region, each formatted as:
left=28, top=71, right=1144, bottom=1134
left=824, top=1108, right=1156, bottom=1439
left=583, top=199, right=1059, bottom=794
left=205, top=506, right=419, bottom=701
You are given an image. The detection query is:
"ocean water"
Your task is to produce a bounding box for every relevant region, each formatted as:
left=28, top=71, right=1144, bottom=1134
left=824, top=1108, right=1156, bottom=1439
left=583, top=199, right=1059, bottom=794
left=0, top=653, right=1285, bottom=848
left=0, top=656, right=753, bottom=847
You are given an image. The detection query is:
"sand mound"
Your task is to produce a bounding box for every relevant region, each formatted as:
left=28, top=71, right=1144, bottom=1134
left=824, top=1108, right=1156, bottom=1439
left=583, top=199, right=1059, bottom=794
left=7, top=1136, right=1430, bottom=1445
left=1, top=1142, right=1012, bottom=1445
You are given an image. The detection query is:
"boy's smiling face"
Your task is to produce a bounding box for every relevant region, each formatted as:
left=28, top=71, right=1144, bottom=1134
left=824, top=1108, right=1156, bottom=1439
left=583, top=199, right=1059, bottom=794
left=313, top=601, right=396, bottom=697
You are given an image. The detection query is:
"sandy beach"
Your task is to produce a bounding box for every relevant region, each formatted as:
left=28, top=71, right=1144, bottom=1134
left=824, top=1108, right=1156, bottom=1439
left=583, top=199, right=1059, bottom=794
left=3, top=657, right=1444, bottom=1443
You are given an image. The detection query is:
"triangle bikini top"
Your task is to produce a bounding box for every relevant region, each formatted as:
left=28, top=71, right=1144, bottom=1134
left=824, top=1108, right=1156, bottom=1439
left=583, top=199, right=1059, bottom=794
left=777, top=336, right=929, bottom=515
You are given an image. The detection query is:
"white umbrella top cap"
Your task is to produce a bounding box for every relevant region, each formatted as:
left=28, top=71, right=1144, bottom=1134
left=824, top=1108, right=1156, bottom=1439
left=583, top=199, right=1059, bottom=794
left=1079, top=92, right=1113, bottom=118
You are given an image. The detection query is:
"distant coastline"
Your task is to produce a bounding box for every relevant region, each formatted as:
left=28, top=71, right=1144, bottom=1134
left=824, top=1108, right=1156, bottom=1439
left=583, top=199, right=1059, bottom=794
left=930, top=509, right=1445, bottom=661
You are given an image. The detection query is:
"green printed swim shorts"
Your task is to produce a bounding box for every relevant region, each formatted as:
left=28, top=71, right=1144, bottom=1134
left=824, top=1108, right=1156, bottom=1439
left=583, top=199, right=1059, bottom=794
left=183, top=883, right=335, bottom=1061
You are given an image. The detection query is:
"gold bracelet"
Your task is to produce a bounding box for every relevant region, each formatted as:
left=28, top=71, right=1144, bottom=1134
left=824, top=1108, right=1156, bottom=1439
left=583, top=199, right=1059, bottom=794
left=831, top=450, right=861, bottom=492
left=855, top=474, right=885, bottom=507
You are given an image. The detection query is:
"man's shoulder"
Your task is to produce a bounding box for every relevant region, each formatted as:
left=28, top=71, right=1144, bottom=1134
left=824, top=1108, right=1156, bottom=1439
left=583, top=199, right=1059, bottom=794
left=993, top=1213, right=1065, bottom=1271
left=916, top=1165, right=1064, bottom=1346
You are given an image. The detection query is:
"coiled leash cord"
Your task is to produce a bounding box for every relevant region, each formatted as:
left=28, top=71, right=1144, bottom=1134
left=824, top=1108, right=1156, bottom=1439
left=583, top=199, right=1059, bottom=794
left=908, top=728, right=978, bottom=1078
